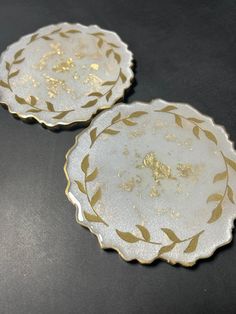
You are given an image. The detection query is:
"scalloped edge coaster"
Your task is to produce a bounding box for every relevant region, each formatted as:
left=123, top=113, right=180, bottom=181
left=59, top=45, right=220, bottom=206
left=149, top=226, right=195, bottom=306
left=0, top=22, right=133, bottom=128
left=64, top=100, right=236, bottom=266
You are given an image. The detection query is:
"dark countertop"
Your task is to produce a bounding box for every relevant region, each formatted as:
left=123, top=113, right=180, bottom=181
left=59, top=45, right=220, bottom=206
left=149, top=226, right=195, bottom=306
left=0, top=0, right=236, bottom=313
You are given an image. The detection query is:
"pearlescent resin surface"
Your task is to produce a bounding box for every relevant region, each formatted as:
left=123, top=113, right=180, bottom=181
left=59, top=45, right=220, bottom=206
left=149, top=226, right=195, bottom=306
left=0, top=22, right=133, bottom=127
left=64, top=99, right=236, bottom=266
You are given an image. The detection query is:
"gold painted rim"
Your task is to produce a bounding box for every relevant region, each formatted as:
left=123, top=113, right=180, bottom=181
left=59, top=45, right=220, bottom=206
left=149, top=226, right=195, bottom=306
left=0, top=22, right=134, bottom=129
left=64, top=99, right=236, bottom=266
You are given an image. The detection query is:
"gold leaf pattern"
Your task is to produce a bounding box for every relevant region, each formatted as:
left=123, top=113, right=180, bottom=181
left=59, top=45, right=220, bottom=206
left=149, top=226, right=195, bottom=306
left=184, top=233, right=201, bottom=253
left=204, top=130, right=217, bottom=145
left=159, top=105, right=177, bottom=112
left=119, top=71, right=127, bottom=83
left=97, top=38, right=103, bottom=48
left=66, top=29, right=81, bottom=33
left=46, top=101, right=55, bottom=112
left=81, top=99, right=98, bottom=108
left=30, top=96, right=37, bottom=106
left=112, top=112, right=121, bottom=123
left=81, top=155, right=89, bottom=174
left=14, top=49, right=24, bottom=60
left=158, top=243, right=176, bottom=256
left=207, top=193, right=223, bottom=203
left=88, top=92, right=103, bottom=97
left=90, top=187, right=101, bottom=207
left=0, top=80, right=10, bottom=89
left=84, top=211, right=103, bottom=223
left=42, top=36, right=52, bottom=41
left=9, top=70, right=20, bottom=78
left=193, top=126, right=200, bottom=139
left=136, top=225, right=150, bottom=241
left=27, top=108, right=42, bottom=113
left=129, top=111, right=148, bottom=118
left=13, top=58, right=25, bottom=64
left=174, top=114, right=183, bottom=128
left=161, top=228, right=180, bottom=243
left=227, top=185, right=234, bottom=204
left=15, top=95, right=27, bottom=104
left=225, top=157, right=236, bottom=171
left=213, top=171, right=227, bottom=183
left=75, top=180, right=86, bottom=194
left=102, top=81, right=116, bottom=86
left=53, top=111, right=71, bottom=119
left=86, top=168, right=98, bottom=182
left=114, top=52, right=121, bottom=63
left=187, top=117, right=204, bottom=123
left=208, top=203, right=222, bottom=223
left=103, top=129, right=120, bottom=135
left=90, top=128, right=97, bottom=145
left=116, top=230, right=139, bottom=243
left=122, top=119, right=137, bottom=126
left=5, top=62, right=10, bottom=71
left=106, top=90, right=112, bottom=101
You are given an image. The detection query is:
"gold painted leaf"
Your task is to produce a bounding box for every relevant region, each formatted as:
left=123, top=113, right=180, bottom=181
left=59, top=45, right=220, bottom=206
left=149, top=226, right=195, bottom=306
left=193, top=126, right=200, bottom=139
left=81, top=154, right=89, bottom=174
left=106, top=49, right=112, bottom=57
left=53, top=111, right=71, bottom=119
left=213, top=171, right=227, bottom=183
left=208, top=203, right=222, bottom=223
left=9, top=70, right=20, bottom=79
left=91, top=32, right=104, bottom=36
left=0, top=80, right=10, bottom=89
left=116, top=230, right=139, bottom=243
left=59, top=32, right=69, bottom=38
left=175, top=114, right=183, bottom=127
left=86, top=168, right=98, bottom=182
left=90, top=187, right=101, bottom=207
left=90, top=128, right=97, bottom=145
left=159, top=105, right=177, bottom=112
left=88, top=92, right=103, bottom=97
left=13, top=58, right=25, bottom=64
left=106, top=90, right=112, bottom=101
left=84, top=211, right=103, bottom=223
left=103, top=129, right=120, bottom=135
left=46, top=101, right=55, bottom=112
left=187, top=117, right=204, bottom=123
left=102, top=81, right=116, bottom=86
left=122, top=119, right=137, bottom=126
left=50, top=28, right=62, bottom=34
left=29, top=33, right=38, bottom=43
left=120, top=71, right=127, bottom=83
left=81, top=99, right=98, bottom=108
left=42, top=36, right=52, bottom=40
left=112, top=112, right=121, bottom=123
left=161, top=228, right=180, bottom=242
left=204, top=130, right=217, bottom=145
left=227, top=185, right=234, bottom=204
left=5, top=62, right=10, bottom=71
left=30, top=96, right=37, bottom=106
left=225, top=157, right=236, bottom=171
left=136, top=225, right=150, bottom=241
left=27, top=108, right=42, bottom=113
left=108, top=42, right=119, bottom=48
left=66, top=29, right=80, bottom=33
left=129, top=111, right=148, bottom=118
left=14, top=49, right=24, bottom=60
left=114, top=53, right=121, bottom=63
left=97, top=38, right=103, bottom=48
left=75, top=180, right=86, bottom=194
left=15, top=95, right=27, bottom=104
left=158, top=243, right=176, bottom=256
left=207, top=193, right=223, bottom=203
left=184, top=233, right=202, bottom=253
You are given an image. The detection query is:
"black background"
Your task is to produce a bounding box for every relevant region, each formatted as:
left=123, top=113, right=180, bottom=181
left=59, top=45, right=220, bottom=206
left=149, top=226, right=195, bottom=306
left=0, top=1, right=236, bottom=313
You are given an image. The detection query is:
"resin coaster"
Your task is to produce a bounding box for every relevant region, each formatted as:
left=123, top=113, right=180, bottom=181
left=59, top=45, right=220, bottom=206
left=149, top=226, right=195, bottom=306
left=64, top=99, right=236, bottom=266
left=0, top=22, right=133, bottom=127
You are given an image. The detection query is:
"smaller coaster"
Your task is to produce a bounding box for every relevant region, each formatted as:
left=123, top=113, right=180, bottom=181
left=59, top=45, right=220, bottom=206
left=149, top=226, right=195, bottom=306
left=0, top=22, right=133, bottom=127
left=64, top=99, right=236, bottom=266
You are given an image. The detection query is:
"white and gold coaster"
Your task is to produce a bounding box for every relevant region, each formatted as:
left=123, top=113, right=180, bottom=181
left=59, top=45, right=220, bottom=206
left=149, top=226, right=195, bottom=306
left=64, top=99, right=236, bottom=266
left=0, top=22, right=133, bottom=127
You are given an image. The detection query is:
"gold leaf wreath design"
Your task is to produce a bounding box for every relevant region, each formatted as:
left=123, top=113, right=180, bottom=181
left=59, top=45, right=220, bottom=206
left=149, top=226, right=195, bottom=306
left=0, top=28, right=127, bottom=118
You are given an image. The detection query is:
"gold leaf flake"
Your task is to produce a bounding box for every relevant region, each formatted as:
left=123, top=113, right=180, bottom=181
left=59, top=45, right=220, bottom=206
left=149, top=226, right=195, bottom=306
left=75, top=180, right=86, bottom=194
left=116, top=230, right=139, bottom=243
left=161, top=228, right=180, bottom=242
left=207, top=193, right=222, bottom=203
left=213, top=171, right=227, bottom=183
left=204, top=130, right=217, bottom=145
left=136, top=225, right=150, bottom=241
left=208, top=203, right=222, bottom=223
left=91, top=188, right=101, bottom=207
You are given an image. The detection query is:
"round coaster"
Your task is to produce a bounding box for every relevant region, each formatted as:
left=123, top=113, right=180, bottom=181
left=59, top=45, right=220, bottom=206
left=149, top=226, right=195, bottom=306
left=64, top=99, right=236, bottom=266
left=0, top=22, right=133, bottom=127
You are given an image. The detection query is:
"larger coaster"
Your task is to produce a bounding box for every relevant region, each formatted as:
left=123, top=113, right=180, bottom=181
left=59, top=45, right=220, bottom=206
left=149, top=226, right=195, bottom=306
left=0, top=23, right=133, bottom=127
left=64, top=99, right=236, bottom=266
